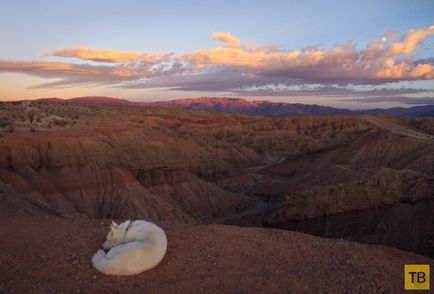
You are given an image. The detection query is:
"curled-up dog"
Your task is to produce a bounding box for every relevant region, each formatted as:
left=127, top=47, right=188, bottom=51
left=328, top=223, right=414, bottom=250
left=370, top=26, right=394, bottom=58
left=92, top=220, right=167, bottom=276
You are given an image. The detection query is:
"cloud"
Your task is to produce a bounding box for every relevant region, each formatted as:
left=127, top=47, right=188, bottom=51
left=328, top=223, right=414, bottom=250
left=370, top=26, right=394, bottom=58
left=414, top=57, right=434, bottom=65
left=0, top=26, right=434, bottom=95
left=0, top=59, right=134, bottom=89
left=229, top=85, right=432, bottom=98
left=410, top=63, right=434, bottom=78
left=386, top=26, right=434, bottom=56
left=178, top=26, right=434, bottom=84
left=50, top=47, right=172, bottom=63
left=212, top=32, right=241, bottom=48
left=0, top=58, right=183, bottom=88
left=344, top=96, right=434, bottom=105
left=0, top=59, right=107, bottom=76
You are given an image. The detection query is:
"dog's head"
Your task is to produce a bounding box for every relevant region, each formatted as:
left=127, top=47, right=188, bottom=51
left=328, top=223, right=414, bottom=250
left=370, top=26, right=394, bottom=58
left=103, top=220, right=131, bottom=249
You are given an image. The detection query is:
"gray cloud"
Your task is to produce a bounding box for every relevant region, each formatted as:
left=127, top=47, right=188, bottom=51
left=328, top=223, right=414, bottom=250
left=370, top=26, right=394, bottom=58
left=344, top=96, right=434, bottom=105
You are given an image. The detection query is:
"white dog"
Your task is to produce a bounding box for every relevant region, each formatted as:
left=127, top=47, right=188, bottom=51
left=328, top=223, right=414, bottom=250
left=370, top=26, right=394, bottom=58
left=92, top=220, right=167, bottom=276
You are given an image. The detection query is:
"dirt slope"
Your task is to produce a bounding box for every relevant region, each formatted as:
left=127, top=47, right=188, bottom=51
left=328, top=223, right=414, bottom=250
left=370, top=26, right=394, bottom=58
left=0, top=215, right=432, bottom=294
left=364, top=115, right=434, bottom=140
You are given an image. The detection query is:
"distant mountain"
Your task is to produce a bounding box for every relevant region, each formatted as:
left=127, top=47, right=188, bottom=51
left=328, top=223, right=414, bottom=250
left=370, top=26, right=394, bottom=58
left=66, top=96, right=134, bottom=106
left=32, top=97, right=65, bottom=103
left=141, top=97, right=353, bottom=116
left=34, top=96, right=434, bottom=117
left=357, top=105, right=434, bottom=117
left=34, top=96, right=135, bottom=106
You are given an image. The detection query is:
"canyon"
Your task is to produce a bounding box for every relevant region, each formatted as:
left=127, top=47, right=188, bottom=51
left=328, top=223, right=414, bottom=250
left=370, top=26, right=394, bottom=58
left=0, top=98, right=433, bottom=292
left=1, top=99, right=433, bottom=256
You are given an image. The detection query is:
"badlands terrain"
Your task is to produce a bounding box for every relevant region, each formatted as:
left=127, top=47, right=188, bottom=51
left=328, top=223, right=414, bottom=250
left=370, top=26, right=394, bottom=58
left=0, top=98, right=433, bottom=292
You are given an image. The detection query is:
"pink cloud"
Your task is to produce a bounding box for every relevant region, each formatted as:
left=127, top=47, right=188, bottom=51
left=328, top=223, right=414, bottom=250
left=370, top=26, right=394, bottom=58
left=50, top=47, right=172, bottom=63
left=212, top=32, right=241, bottom=49
left=179, top=26, right=434, bottom=82
left=0, top=26, right=433, bottom=93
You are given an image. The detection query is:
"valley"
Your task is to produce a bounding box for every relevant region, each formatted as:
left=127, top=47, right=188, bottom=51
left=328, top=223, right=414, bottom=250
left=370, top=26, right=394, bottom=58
left=1, top=99, right=433, bottom=258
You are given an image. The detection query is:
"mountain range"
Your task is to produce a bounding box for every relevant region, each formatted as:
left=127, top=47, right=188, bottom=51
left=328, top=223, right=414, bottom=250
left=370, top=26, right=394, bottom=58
left=35, top=96, right=434, bottom=117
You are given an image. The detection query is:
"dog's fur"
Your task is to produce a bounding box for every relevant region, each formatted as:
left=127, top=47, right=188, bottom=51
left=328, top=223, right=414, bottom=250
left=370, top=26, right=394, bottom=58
left=92, top=220, right=167, bottom=276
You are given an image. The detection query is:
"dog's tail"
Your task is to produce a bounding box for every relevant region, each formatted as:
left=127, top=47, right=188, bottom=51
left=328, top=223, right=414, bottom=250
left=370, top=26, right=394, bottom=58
left=92, top=250, right=114, bottom=275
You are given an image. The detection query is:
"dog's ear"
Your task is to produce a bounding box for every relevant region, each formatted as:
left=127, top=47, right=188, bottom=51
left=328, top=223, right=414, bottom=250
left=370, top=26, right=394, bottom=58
left=118, top=220, right=131, bottom=231
left=111, top=221, right=118, bottom=230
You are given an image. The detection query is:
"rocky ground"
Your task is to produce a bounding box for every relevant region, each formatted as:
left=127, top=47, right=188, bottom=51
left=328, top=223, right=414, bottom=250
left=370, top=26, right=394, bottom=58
left=1, top=213, right=432, bottom=293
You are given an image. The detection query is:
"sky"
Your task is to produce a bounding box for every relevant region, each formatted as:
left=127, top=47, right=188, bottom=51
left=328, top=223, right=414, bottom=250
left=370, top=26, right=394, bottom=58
left=0, top=0, right=434, bottom=109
